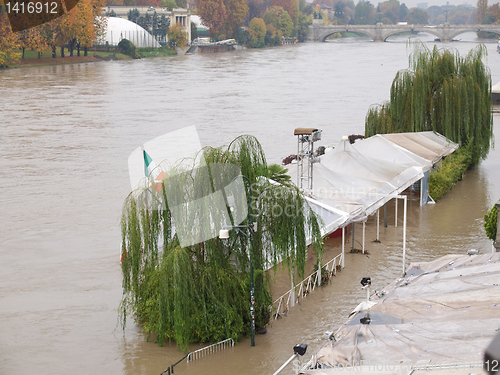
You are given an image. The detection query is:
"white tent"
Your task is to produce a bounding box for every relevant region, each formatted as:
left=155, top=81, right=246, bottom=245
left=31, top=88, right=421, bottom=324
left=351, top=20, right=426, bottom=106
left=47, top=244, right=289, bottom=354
left=302, top=253, right=500, bottom=372
left=287, top=131, right=458, bottom=240
left=98, top=17, right=161, bottom=48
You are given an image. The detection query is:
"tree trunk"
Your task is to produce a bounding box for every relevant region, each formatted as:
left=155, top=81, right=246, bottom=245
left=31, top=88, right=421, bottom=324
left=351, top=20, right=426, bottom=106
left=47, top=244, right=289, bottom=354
left=52, top=45, right=56, bottom=58
left=77, top=42, right=80, bottom=57
left=60, top=46, right=65, bottom=58
left=22, top=47, right=25, bottom=59
left=84, top=47, right=88, bottom=56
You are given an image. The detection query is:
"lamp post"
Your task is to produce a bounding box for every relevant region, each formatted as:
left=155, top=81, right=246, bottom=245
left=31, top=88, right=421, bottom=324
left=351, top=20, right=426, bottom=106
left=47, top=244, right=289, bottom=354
left=219, top=175, right=256, bottom=347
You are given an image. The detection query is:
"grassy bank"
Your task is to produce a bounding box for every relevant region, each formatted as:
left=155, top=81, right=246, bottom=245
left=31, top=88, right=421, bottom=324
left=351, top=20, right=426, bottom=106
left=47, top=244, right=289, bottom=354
left=6, top=45, right=176, bottom=69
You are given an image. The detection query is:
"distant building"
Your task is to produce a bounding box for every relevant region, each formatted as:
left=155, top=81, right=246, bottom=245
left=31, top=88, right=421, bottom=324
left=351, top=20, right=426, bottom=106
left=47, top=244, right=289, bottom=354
left=417, top=2, right=428, bottom=9
left=104, top=6, right=192, bottom=42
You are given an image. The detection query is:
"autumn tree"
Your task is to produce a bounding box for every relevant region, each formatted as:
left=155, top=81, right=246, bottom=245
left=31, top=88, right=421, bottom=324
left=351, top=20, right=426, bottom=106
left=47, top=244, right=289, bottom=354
left=264, top=6, right=293, bottom=37
left=476, top=0, right=488, bottom=23
left=222, top=0, right=248, bottom=38
left=197, top=0, right=227, bottom=39
left=406, top=8, right=429, bottom=24
left=17, top=26, right=47, bottom=59
left=248, top=17, right=266, bottom=47
left=0, top=11, right=21, bottom=67
left=167, top=23, right=188, bottom=48
left=353, top=0, right=375, bottom=24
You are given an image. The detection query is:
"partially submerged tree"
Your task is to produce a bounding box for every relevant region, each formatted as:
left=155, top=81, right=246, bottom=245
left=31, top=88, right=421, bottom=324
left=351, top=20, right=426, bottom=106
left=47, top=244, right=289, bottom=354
left=365, top=41, right=493, bottom=168
left=120, top=135, right=323, bottom=351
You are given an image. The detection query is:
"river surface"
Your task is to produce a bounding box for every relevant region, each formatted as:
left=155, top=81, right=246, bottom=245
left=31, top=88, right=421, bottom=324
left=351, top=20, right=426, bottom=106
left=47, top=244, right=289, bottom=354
left=1, top=33, right=500, bottom=375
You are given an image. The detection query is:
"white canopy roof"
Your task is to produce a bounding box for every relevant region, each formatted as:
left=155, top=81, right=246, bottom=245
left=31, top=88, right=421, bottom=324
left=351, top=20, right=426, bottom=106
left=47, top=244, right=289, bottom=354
left=287, top=132, right=458, bottom=239
left=304, top=253, right=500, bottom=371
left=99, top=17, right=161, bottom=48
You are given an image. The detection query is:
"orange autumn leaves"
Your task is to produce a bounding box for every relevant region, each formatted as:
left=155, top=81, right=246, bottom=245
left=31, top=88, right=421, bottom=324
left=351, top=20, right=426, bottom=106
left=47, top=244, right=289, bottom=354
left=0, top=0, right=106, bottom=66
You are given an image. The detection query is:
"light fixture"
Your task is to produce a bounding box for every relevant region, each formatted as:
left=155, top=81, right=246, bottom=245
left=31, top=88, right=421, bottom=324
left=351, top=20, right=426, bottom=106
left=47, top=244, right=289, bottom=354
left=219, top=229, right=230, bottom=239
left=272, top=344, right=308, bottom=375
left=360, top=277, right=371, bottom=287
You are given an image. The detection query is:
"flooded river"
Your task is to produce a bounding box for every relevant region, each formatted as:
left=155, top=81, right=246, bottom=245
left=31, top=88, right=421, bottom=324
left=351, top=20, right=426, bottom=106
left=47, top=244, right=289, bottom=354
left=1, top=33, right=500, bottom=375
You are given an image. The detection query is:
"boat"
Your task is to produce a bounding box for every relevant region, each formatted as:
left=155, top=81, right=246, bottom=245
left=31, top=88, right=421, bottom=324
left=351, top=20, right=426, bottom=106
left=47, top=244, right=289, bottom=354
left=186, top=38, right=241, bottom=54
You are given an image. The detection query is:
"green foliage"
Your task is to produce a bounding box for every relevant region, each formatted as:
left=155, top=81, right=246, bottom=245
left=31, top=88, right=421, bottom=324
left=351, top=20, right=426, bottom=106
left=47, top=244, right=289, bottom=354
left=161, top=0, right=177, bottom=10
left=249, top=17, right=266, bottom=48
left=127, top=8, right=140, bottom=23
left=264, top=6, right=294, bottom=38
left=117, top=39, right=137, bottom=58
left=484, top=203, right=498, bottom=241
left=365, top=41, right=493, bottom=169
left=428, top=146, right=472, bottom=201
left=167, top=24, right=188, bottom=49
left=297, top=13, right=312, bottom=42
left=120, top=135, right=324, bottom=351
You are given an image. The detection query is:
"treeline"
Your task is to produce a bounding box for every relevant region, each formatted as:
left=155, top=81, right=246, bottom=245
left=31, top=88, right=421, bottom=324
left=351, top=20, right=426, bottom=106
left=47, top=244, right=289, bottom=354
left=0, top=0, right=106, bottom=67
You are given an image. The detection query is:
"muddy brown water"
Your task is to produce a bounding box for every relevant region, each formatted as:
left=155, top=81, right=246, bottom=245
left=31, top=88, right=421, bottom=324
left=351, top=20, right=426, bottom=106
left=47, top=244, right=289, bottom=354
left=1, top=34, right=500, bottom=374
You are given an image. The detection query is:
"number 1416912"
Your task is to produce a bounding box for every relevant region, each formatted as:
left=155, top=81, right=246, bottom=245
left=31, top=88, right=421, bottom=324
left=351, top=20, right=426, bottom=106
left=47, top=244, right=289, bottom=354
left=5, top=2, right=58, bottom=14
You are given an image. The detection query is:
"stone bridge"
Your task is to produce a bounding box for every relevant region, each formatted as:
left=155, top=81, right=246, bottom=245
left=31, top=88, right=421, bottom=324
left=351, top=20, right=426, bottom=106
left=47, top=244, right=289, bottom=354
left=308, top=20, right=500, bottom=42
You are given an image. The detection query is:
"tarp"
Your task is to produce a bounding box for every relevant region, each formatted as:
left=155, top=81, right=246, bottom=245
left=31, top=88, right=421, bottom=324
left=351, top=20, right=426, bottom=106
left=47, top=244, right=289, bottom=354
left=302, top=253, right=500, bottom=372
left=287, top=132, right=458, bottom=239
left=98, top=17, right=161, bottom=48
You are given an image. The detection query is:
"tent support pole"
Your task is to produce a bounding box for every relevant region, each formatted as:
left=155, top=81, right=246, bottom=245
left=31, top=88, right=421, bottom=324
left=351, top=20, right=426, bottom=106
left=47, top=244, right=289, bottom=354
left=384, top=204, right=387, bottom=228
left=395, top=197, right=398, bottom=228
left=342, top=226, right=345, bottom=268
left=362, top=222, right=366, bottom=254
left=376, top=209, right=380, bottom=242
left=351, top=223, right=355, bottom=251
left=402, top=195, right=407, bottom=274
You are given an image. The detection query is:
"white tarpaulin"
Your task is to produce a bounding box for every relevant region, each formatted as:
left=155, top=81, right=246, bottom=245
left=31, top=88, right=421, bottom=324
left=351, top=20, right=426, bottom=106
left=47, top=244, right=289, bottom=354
left=302, top=253, right=500, bottom=372
left=287, top=132, right=458, bottom=238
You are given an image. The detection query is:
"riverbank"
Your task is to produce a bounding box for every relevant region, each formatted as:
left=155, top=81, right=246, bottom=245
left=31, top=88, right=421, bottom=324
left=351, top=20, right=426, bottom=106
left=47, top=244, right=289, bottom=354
left=5, top=49, right=132, bottom=69
left=4, top=46, right=178, bottom=69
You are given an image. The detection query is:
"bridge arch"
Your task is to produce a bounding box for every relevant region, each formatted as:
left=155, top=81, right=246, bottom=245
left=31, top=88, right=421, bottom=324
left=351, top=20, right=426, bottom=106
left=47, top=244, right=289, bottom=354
left=310, top=23, right=500, bottom=42
left=383, top=28, right=441, bottom=41
left=448, top=29, right=500, bottom=40
left=320, top=30, right=375, bottom=42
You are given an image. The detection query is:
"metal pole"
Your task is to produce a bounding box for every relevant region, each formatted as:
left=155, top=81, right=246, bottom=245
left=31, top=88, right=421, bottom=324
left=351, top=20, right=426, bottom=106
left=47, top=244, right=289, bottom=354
left=362, top=222, right=365, bottom=254
left=384, top=204, right=387, bottom=227
left=395, top=197, right=398, bottom=228
left=244, top=175, right=256, bottom=347
left=402, top=195, right=407, bottom=274
left=272, top=354, right=298, bottom=375
left=341, top=226, right=345, bottom=268
left=351, top=223, right=355, bottom=251
left=376, top=209, right=380, bottom=241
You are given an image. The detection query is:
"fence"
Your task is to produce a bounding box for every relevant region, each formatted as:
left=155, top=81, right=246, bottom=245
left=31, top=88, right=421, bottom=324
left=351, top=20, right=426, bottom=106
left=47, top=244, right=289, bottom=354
left=271, top=252, right=344, bottom=319
left=187, top=338, right=234, bottom=362
left=160, top=338, right=234, bottom=375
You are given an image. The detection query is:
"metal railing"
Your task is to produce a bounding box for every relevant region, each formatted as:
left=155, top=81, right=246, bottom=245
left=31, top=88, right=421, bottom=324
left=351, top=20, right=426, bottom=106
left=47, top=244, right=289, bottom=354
left=271, top=252, right=344, bottom=319
left=160, top=338, right=234, bottom=374
left=187, top=338, right=234, bottom=362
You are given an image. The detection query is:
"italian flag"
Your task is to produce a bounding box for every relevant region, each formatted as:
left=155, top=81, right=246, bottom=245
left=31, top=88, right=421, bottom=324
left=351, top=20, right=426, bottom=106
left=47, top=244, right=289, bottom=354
left=142, top=146, right=165, bottom=191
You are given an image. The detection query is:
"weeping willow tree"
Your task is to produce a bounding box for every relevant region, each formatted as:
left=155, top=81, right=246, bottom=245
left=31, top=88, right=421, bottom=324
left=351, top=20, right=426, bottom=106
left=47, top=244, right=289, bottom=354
left=365, top=41, right=493, bottom=168
left=119, top=135, right=323, bottom=351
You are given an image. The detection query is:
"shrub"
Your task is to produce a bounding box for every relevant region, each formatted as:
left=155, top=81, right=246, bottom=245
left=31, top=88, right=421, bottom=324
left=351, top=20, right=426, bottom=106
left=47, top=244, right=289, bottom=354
left=428, top=146, right=472, bottom=201
left=118, top=39, right=137, bottom=58
left=484, top=203, right=498, bottom=241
